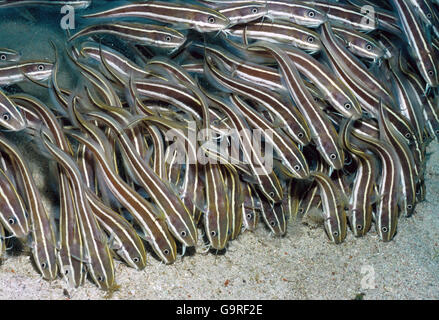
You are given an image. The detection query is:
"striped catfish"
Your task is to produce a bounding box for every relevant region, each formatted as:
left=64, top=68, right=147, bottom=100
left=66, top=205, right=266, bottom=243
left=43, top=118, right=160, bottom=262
left=139, top=116, right=202, bottom=223
left=322, top=41, right=421, bottom=161
left=204, top=92, right=283, bottom=203
left=87, top=111, right=198, bottom=248
left=297, top=182, right=321, bottom=220
left=240, top=181, right=260, bottom=232
left=0, top=0, right=91, bottom=9
left=388, top=60, right=426, bottom=145
left=41, top=132, right=116, bottom=291
left=310, top=171, right=347, bottom=244
left=68, top=53, right=122, bottom=109
left=0, top=89, right=27, bottom=131
left=68, top=111, right=177, bottom=264
left=340, top=120, right=375, bottom=237
left=79, top=42, right=153, bottom=82
left=388, top=63, right=425, bottom=174
left=134, top=79, right=205, bottom=126
left=332, top=26, right=388, bottom=61
left=379, top=105, right=418, bottom=217
left=222, top=165, right=243, bottom=240
left=218, top=2, right=267, bottom=26
left=83, top=1, right=230, bottom=33
left=57, top=170, right=86, bottom=288
left=225, top=20, right=323, bottom=53
left=85, top=189, right=147, bottom=270
left=165, top=147, right=182, bottom=186
left=143, top=124, right=166, bottom=180
left=345, top=0, right=402, bottom=35
left=0, top=48, right=20, bottom=62
left=407, top=0, right=438, bottom=29
left=391, top=0, right=439, bottom=88
left=287, top=179, right=302, bottom=222
left=248, top=41, right=345, bottom=170
left=69, top=22, right=186, bottom=51
left=200, top=0, right=328, bottom=28
left=230, top=94, right=309, bottom=179
left=204, top=43, right=361, bottom=119
left=352, top=131, right=400, bottom=242
left=0, top=134, right=58, bottom=280
left=0, top=167, right=29, bottom=238
left=204, top=55, right=311, bottom=146
left=13, top=94, right=86, bottom=287
left=320, top=22, right=394, bottom=106
left=304, top=1, right=378, bottom=32
left=84, top=89, right=150, bottom=166
left=0, top=61, right=53, bottom=86
left=399, top=55, right=439, bottom=140
left=203, top=162, right=230, bottom=250
left=259, top=199, right=287, bottom=237
left=146, top=56, right=198, bottom=87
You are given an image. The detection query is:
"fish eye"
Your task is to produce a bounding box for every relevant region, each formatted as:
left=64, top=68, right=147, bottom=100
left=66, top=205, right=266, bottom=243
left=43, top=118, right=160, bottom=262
left=428, top=70, right=434, bottom=76
left=407, top=204, right=413, bottom=209
left=97, top=275, right=104, bottom=282
left=308, top=10, right=315, bottom=18
left=2, top=113, right=10, bottom=121
left=165, top=35, right=172, bottom=42
left=210, top=231, right=216, bottom=237
left=180, top=230, right=187, bottom=237
left=246, top=213, right=253, bottom=219
left=298, top=132, right=304, bottom=138
left=344, top=103, right=351, bottom=110
left=208, top=16, right=216, bottom=24
left=427, top=13, right=432, bottom=19
left=65, top=269, right=69, bottom=275
left=163, top=249, right=170, bottom=255
left=133, top=257, right=140, bottom=263
left=330, top=153, right=337, bottom=160
left=269, top=191, right=275, bottom=198
left=333, top=231, right=339, bottom=236
left=294, top=165, right=301, bottom=171
left=37, top=64, right=45, bottom=71
left=381, top=226, right=388, bottom=233
left=356, top=225, right=363, bottom=230
left=41, top=263, right=47, bottom=269
left=270, top=221, right=276, bottom=227
left=0, top=54, right=6, bottom=61
left=307, top=36, right=315, bottom=43
left=298, top=208, right=304, bottom=214
left=405, top=133, right=411, bottom=139
left=8, top=217, right=15, bottom=224
left=251, top=7, right=258, bottom=14
left=436, top=130, right=439, bottom=135
left=366, top=43, right=373, bottom=51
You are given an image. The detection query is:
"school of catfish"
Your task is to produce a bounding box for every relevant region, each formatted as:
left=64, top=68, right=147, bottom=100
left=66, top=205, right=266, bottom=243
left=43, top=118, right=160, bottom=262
left=0, top=0, right=438, bottom=291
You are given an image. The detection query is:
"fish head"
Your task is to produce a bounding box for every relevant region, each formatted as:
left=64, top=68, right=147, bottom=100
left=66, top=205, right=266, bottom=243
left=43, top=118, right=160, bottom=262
left=0, top=91, right=27, bottom=131
left=290, top=5, right=327, bottom=28
left=21, top=62, right=54, bottom=82
left=193, top=10, right=230, bottom=32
